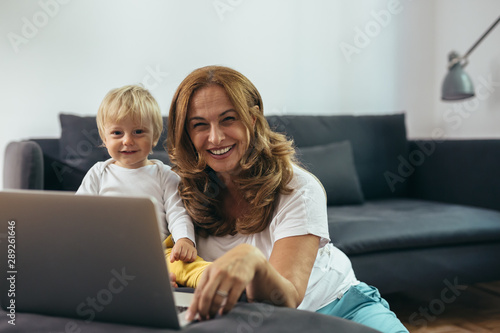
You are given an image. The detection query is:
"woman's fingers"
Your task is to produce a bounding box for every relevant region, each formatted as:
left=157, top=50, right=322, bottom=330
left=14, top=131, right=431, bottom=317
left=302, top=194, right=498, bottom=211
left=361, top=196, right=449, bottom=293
left=186, top=270, right=207, bottom=321
left=196, top=268, right=227, bottom=319
left=206, top=278, right=236, bottom=318
left=220, top=279, right=246, bottom=315
left=187, top=244, right=264, bottom=320
left=187, top=266, right=240, bottom=320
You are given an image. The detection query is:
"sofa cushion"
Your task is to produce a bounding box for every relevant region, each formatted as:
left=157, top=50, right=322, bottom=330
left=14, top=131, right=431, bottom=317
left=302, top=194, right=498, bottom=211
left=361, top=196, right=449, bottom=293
left=59, top=114, right=109, bottom=172
left=328, top=198, right=500, bottom=255
left=297, top=141, right=364, bottom=206
left=267, top=114, right=408, bottom=200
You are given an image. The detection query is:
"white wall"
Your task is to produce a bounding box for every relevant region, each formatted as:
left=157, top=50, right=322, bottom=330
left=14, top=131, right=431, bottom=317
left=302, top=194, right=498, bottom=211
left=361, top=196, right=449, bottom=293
left=1, top=0, right=499, bottom=189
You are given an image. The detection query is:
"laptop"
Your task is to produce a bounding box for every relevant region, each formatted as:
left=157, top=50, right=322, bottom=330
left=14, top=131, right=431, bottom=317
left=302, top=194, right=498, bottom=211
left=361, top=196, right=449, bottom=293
left=0, top=190, right=193, bottom=329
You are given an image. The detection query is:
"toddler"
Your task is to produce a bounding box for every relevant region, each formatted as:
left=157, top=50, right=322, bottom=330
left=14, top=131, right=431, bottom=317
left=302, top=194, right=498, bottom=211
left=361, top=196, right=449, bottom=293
left=76, top=84, right=208, bottom=287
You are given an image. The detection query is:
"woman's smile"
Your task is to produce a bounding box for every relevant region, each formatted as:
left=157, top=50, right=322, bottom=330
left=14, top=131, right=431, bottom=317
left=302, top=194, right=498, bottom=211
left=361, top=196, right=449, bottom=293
left=208, top=145, right=234, bottom=158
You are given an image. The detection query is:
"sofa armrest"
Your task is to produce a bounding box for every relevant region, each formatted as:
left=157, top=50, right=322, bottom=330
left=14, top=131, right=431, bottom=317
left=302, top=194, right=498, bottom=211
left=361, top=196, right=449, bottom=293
left=407, top=139, right=500, bottom=211
left=3, top=141, right=44, bottom=190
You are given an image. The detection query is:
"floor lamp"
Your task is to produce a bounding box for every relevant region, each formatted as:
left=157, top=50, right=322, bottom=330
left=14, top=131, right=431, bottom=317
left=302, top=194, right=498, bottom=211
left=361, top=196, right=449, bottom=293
left=441, top=16, right=500, bottom=101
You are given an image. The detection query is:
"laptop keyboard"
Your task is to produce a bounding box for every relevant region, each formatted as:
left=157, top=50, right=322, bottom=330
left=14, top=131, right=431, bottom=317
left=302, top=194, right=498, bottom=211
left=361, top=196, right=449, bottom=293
left=176, top=305, right=188, bottom=313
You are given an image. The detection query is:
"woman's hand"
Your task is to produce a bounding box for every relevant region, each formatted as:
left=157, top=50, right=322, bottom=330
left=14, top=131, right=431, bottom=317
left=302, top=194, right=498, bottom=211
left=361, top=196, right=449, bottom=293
left=185, top=243, right=266, bottom=321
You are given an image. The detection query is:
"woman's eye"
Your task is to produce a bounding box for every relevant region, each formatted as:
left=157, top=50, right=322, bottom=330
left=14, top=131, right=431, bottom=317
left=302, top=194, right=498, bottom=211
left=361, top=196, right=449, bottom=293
left=223, top=116, right=236, bottom=122
left=193, top=122, right=207, bottom=129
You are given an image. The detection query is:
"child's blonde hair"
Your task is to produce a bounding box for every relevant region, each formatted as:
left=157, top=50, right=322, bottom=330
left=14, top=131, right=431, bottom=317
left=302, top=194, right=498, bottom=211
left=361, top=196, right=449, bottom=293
left=97, top=85, right=163, bottom=145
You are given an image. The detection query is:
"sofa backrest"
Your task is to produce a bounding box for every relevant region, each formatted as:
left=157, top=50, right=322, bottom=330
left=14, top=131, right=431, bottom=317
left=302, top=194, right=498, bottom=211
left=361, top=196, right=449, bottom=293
left=267, top=114, right=409, bottom=200
left=46, top=113, right=409, bottom=199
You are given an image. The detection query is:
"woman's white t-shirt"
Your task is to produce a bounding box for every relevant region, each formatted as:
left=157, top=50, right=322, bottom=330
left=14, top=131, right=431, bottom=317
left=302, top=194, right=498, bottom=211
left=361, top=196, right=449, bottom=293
left=196, top=165, right=359, bottom=311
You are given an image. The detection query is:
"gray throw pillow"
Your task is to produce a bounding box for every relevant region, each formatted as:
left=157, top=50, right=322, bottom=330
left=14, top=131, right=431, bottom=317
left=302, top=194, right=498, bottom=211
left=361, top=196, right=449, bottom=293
left=59, top=114, right=108, bottom=172
left=297, top=141, right=364, bottom=206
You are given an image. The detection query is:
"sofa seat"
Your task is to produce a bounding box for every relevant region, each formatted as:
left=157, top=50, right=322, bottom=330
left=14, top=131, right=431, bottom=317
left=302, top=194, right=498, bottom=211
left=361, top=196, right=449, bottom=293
left=328, top=199, right=500, bottom=255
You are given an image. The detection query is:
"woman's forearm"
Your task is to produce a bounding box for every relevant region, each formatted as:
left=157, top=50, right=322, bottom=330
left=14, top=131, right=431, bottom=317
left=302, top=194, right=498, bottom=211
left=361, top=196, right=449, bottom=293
left=246, top=258, right=303, bottom=308
left=246, top=234, right=320, bottom=308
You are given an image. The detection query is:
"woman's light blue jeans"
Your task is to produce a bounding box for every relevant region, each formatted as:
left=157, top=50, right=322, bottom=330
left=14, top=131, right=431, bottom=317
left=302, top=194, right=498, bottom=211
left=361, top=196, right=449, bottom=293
left=316, top=282, right=409, bottom=333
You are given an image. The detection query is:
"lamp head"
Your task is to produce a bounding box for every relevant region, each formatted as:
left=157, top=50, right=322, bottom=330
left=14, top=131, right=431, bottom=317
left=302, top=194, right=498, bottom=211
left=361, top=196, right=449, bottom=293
left=441, top=51, right=475, bottom=101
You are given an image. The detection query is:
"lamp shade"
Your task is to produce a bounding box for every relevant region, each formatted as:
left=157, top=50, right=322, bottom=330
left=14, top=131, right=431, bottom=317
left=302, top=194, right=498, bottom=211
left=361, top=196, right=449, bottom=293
left=441, top=62, right=475, bottom=101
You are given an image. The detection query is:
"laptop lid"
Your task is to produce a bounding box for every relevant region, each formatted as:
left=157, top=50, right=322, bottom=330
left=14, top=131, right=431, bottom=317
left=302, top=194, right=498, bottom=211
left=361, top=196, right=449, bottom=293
left=0, top=190, right=188, bottom=329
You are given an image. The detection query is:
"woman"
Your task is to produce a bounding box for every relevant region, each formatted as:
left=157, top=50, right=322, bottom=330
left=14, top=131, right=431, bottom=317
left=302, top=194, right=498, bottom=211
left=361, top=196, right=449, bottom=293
left=166, top=65, right=408, bottom=332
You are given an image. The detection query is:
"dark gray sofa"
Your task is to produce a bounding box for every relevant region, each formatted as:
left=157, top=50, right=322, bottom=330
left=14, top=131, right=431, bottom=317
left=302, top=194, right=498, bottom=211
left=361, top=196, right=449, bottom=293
left=4, top=113, right=500, bottom=298
left=0, top=302, right=380, bottom=333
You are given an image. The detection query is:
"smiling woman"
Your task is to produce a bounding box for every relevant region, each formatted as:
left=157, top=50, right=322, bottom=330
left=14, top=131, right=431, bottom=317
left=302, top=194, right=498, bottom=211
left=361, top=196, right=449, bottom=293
left=166, top=65, right=409, bottom=332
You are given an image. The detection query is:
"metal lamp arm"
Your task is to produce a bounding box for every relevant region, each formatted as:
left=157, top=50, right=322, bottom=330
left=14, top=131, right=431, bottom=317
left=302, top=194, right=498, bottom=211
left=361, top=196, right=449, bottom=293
left=462, top=16, right=500, bottom=61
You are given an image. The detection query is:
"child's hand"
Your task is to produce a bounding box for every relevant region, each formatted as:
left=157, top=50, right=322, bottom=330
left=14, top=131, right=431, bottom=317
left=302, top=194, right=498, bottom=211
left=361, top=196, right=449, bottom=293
left=169, top=272, right=178, bottom=288
left=170, top=238, right=197, bottom=263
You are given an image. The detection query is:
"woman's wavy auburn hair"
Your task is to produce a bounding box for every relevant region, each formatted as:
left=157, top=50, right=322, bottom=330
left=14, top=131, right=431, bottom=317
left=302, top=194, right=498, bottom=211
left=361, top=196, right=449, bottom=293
left=166, top=65, right=296, bottom=237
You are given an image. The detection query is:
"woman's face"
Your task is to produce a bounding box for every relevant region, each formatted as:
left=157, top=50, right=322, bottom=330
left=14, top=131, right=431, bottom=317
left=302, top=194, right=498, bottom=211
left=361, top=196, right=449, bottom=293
left=186, top=85, right=250, bottom=179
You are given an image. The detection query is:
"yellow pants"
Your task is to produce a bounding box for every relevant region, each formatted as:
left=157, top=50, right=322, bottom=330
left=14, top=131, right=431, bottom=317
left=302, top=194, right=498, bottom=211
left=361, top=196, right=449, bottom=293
left=163, top=235, right=211, bottom=288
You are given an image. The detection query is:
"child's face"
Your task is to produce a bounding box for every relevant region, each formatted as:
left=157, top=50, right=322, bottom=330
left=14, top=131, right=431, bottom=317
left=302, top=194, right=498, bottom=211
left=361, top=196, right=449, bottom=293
left=103, top=117, right=157, bottom=169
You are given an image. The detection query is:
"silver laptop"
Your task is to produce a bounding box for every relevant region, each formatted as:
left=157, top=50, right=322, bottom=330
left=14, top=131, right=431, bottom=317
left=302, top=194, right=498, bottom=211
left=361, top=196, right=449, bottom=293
left=0, top=190, right=193, bottom=329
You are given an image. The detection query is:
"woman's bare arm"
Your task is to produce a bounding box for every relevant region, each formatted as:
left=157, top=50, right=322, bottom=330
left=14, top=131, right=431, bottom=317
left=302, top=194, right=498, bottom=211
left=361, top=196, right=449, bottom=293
left=246, top=234, right=320, bottom=308
left=185, top=234, right=320, bottom=320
